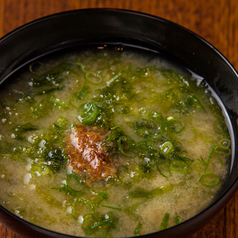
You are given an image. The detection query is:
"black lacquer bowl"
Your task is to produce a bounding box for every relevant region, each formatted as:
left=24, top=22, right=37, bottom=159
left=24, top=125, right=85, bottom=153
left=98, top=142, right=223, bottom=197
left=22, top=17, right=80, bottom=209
left=0, top=9, right=238, bottom=238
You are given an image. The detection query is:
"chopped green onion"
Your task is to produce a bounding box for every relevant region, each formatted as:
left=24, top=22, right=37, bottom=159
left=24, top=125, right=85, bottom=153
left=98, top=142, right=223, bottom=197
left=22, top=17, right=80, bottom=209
left=81, top=211, right=118, bottom=235
left=216, top=154, right=224, bottom=166
left=105, top=125, right=124, bottom=142
left=167, top=118, right=185, bottom=133
left=76, top=61, right=86, bottom=74
left=136, top=140, right=149, bottom=150
left=135, top=128, right=151, bottom=139
left=51, top=184, right=85, bottom=197
left=160, top=141, right=174, bottom=155
left=98, top=71, right=123, bottom=90
left=198, top=147, right=223, bottom=187
left=14, top=123, right=39, bottom=133
left=121, top=105, right=133, bottom=114
left=49, top=96, right=69, bottom=109
left=129, top=185, right=174, bottom=199
left=78, top=102, right=99, bottom=124
left=170, top=160, right=188, bottom=174
left=190, top=94, right=206, bottom=112
left=173, top=215, right=182, bottom=225
left=219, top=138, right=231, bottom=148
left=71, top=198, right=81, bottom=220
left=199, top=174, right=220, bottom=187
left=213, top=119, right=228, bottom=135
left=71, top=197, right=95, bottom=221
left=69, top=85, right=90, bottom=108
left=31, top=165, right=54, bottom=178
left=118, top=135, right=135, bottom=156
left=65, top=173, right=84, bottom=191
left=81, top=213, right=99, bottom=235
left=138, top=107, right=150, bottom=118
left=156, top=161, right=172, bottom=178
left=214, top=145, right=231, bottom=156
left=159, top=212, right=170, bottom=231
left=79, top=197, right=96, bottom=211
left=209, top=99, right=224, bottom=118
left=134, top=222, right=142, bottom=236
left=138, top=107, right=162, bottom=122
left=67, top=172, right=109, bottom=200
left=124, top=202, right=142, bottom=220
left=202, top=146, right=215, bottom=175
left=85, top=71, right=103, bottom=85
left=150, top=109, right=162, bottom=121
left=194, top=161, right=213, bottom=175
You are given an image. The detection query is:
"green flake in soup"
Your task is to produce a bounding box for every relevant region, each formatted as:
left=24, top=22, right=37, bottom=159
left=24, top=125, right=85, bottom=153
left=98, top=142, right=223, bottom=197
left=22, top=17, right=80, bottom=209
left=0, top=45, right=232, bottom=237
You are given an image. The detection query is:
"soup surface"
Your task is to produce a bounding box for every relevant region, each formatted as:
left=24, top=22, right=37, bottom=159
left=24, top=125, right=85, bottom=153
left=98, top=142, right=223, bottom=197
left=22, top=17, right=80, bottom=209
left=0, top=46, right=231, bottom=237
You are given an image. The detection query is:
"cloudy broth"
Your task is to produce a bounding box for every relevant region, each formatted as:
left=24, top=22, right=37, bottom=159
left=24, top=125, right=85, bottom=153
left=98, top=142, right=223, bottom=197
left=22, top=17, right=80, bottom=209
left=0, top=46, right=231, bottom=237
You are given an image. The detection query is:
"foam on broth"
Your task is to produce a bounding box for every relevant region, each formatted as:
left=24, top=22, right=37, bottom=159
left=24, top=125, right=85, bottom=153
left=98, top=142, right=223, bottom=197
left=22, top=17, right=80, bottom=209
left=0, top=45, right=231, bottom=237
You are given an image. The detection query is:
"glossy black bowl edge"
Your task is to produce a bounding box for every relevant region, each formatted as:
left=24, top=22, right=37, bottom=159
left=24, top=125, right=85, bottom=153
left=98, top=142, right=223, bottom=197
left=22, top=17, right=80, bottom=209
left=0, top=8, right=236, bottom=84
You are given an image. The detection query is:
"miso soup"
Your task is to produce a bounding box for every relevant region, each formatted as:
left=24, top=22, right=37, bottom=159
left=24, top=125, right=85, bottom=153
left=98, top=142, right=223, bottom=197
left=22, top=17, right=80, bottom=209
left=0, top=46, right=231, bottom=237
